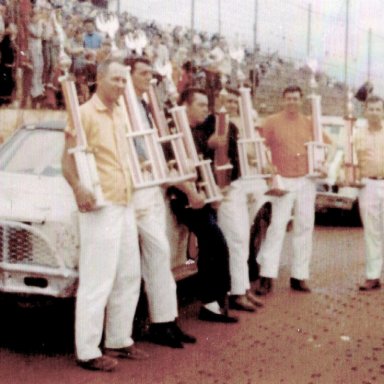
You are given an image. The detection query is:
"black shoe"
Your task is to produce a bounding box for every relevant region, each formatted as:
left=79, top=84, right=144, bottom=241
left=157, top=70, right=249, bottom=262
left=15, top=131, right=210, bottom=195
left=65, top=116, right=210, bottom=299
left=290, top=278, right=311, bottom=293
left=198, top=307, right=238, bottom=323
left=147, top=323, right=184, bottom=349
left=171, top=323, right=197, bottom=344
left=255, top=277, right=273, bottom=296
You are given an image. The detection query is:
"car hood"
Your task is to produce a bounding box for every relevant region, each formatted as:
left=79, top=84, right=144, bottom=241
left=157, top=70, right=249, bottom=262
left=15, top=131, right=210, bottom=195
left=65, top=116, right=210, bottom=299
left=0, top=172, right=77, bottom=223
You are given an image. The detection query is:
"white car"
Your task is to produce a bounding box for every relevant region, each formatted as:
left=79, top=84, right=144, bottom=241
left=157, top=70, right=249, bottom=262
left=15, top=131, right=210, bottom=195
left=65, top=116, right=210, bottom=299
left=0, top=120, right=273, bottom=299
left=0, top=121, right=79, bottom=298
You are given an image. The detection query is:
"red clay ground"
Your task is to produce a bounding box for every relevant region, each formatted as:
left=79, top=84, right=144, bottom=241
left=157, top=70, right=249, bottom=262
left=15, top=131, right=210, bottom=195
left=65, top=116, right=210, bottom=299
left=1, top=226, right=384, bottom=384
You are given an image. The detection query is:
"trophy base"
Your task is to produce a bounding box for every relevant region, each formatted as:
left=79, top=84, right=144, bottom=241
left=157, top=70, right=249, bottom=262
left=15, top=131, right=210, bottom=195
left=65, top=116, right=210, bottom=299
left=265, top=188, right=288, bottom=197
left=306, top=172, right=324, bottom=179
left=341, top=181, right=365, bottom=189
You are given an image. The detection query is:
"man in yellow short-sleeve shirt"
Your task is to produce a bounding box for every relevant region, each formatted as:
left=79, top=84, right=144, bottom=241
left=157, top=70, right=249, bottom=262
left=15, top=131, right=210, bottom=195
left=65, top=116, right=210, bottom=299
left=62, top=59, right=148, bottom=372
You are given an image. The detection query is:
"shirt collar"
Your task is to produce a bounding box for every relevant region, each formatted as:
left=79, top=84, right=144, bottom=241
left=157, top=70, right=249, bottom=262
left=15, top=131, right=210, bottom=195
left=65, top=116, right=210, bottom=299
left=90, top=93, right=120, bottom=112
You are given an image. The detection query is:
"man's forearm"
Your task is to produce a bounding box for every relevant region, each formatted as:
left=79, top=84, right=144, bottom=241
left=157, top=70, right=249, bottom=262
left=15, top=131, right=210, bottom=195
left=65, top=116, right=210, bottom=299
left=62, top=136, right=80, bottom=192
left=174, top=181, right=196, bottom=198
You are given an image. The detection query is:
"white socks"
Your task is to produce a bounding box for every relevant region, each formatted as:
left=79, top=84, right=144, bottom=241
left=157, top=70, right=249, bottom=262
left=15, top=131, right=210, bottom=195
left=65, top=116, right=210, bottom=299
left=203, top=301, right=221, bottom=314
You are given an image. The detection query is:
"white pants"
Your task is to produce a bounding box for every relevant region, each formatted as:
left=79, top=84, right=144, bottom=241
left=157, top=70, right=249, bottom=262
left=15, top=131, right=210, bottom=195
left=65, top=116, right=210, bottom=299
left=133, top=187, right=178, bottom=323
left=75, top=204, right=141, bottom=361
left=358, top=179, right=384, bottom=279
left=257, top=176, right=316, bottom=279
left=218, top=180, right=251, bottom=295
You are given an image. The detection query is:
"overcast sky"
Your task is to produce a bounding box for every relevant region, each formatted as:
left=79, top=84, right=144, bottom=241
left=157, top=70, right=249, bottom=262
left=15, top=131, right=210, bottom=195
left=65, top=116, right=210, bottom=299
left=113, top=0, right=384, bottom=94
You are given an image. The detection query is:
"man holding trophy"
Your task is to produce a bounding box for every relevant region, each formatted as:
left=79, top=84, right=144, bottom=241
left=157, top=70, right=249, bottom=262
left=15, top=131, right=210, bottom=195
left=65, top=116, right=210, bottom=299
left=127, top=57, right=197, bottom=348
left=256, top=85, right=331, bottom=295
left=354, top=95, right=384, bottom=291
left=62, top=59, right=148, bottom=371
left=205, top=87, right=264, bottom=312
left=169, top=87, right=238, bottom=323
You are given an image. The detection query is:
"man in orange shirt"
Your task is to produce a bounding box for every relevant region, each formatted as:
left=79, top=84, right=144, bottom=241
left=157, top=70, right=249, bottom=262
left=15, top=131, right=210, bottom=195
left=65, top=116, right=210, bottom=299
left=256, top=85, right=328, bottom=295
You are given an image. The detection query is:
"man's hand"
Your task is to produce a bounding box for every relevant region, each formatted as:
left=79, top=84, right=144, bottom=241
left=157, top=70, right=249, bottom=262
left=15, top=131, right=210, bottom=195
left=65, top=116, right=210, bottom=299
left=262, top=162, right=277, bottom=175
left=208, top=133, right=227, bottom=149
left=74, top=183, right=97, bottom=212
left=188, top=190, right=205, bottom=209
left=174, top=181, right=206, bottom=209
left=316, top=163, right=329, bottom=179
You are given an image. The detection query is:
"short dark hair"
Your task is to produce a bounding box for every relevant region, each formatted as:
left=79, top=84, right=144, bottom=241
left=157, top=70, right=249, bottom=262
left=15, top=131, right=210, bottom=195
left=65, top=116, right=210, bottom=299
left=365, top=95, right=384, bottom=108
left=282, top=85, right=303, bottom=97
left=124, top=57, right=151, bottom=73
left=178, top=87, right=207, bottom=106
left=84, top=18, right=95, bottom=25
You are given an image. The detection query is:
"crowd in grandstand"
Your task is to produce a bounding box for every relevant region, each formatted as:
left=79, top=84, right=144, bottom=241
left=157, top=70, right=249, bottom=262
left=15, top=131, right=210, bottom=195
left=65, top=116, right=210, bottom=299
left=0, top=0, right=353, bottom=115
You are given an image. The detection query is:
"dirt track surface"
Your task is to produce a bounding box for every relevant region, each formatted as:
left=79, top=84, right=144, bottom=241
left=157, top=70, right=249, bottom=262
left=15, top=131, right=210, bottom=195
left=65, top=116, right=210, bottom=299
left=1, top=226, right=384, bottom=384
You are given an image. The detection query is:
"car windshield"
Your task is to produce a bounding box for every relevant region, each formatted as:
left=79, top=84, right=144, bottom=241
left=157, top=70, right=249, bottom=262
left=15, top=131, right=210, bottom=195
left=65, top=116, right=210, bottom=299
left=0, top=128, right=64, bottom=177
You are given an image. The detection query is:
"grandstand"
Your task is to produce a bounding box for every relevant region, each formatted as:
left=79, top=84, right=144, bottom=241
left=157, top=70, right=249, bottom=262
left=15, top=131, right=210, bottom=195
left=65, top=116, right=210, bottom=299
left=0, top=0, right=367, bottom=131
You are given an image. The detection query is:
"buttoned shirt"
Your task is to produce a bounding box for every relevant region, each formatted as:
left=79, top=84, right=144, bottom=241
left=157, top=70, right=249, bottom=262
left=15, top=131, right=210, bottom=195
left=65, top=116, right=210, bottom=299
left=353, top=123, right=384, bottom=179
left=261, top=111, right=330, bottom=177
left=65, top=94, right=132, bottom=205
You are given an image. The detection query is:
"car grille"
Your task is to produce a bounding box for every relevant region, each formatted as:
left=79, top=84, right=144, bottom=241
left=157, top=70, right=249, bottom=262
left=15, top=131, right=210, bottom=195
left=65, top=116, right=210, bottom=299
left=0, top=222, right=59, bottom=268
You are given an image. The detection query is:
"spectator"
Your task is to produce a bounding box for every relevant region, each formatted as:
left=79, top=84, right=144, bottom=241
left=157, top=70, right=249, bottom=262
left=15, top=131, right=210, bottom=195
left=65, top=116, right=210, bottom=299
left=355, top=81, right=373, bottom=103
left=28, top=6, right=45, bottom=107
left=41, top=5, right=56, bottom=89
left=83, top=17, right=102, bottom=50
left=0, top=1, right=6, bottom=41
left=152, top=32, right=169, bottom=71
left=0, top=22, right=17, bottom=106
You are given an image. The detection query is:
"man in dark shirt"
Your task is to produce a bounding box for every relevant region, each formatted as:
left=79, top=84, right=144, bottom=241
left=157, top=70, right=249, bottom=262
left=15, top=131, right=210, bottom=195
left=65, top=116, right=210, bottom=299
left=168, top=87, right=238, bottom=323
left=200, top=88, right=263, bottom=312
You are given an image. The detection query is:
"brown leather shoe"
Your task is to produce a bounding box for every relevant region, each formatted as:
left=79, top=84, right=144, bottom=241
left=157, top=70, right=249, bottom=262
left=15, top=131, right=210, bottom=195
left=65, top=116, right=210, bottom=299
left=229, top=295, right=257, bottom=312
left=105, top=345, right=149, bottom=360
left=290, top=278, right=311, bottom=292
left=246, top=290, right=264, bottom=307
left=359, top=279, right=381, bottom=291
left=77, top=355, right=118, bottom=372
left=255, top=277, right=273, bottom=296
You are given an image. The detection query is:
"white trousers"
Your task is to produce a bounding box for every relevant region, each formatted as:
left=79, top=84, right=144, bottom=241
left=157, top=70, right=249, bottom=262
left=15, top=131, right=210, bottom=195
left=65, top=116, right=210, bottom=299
left=358, top=179, right=384, bottom=279
left=133, top=187, right=178, bottom=323
left=218, top=180, right=251, bottom=295
left=257, top=176, right=316, bottom=280
left=75, top=204, right=141, bottom=361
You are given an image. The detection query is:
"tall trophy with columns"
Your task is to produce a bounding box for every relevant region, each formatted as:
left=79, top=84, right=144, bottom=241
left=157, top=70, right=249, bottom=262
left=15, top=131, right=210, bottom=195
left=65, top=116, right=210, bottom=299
left=58, top=12, right=105, bottom=207
left=305, top=59, right=328, bottom=178
left=342, top=89, right=363, bottom=187
left=237, top=87, right=287, bottom=196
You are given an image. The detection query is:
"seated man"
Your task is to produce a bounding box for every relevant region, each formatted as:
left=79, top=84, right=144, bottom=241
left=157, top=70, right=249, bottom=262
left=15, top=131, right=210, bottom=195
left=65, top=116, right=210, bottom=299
left=167, top=87, right=238, bottom=323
